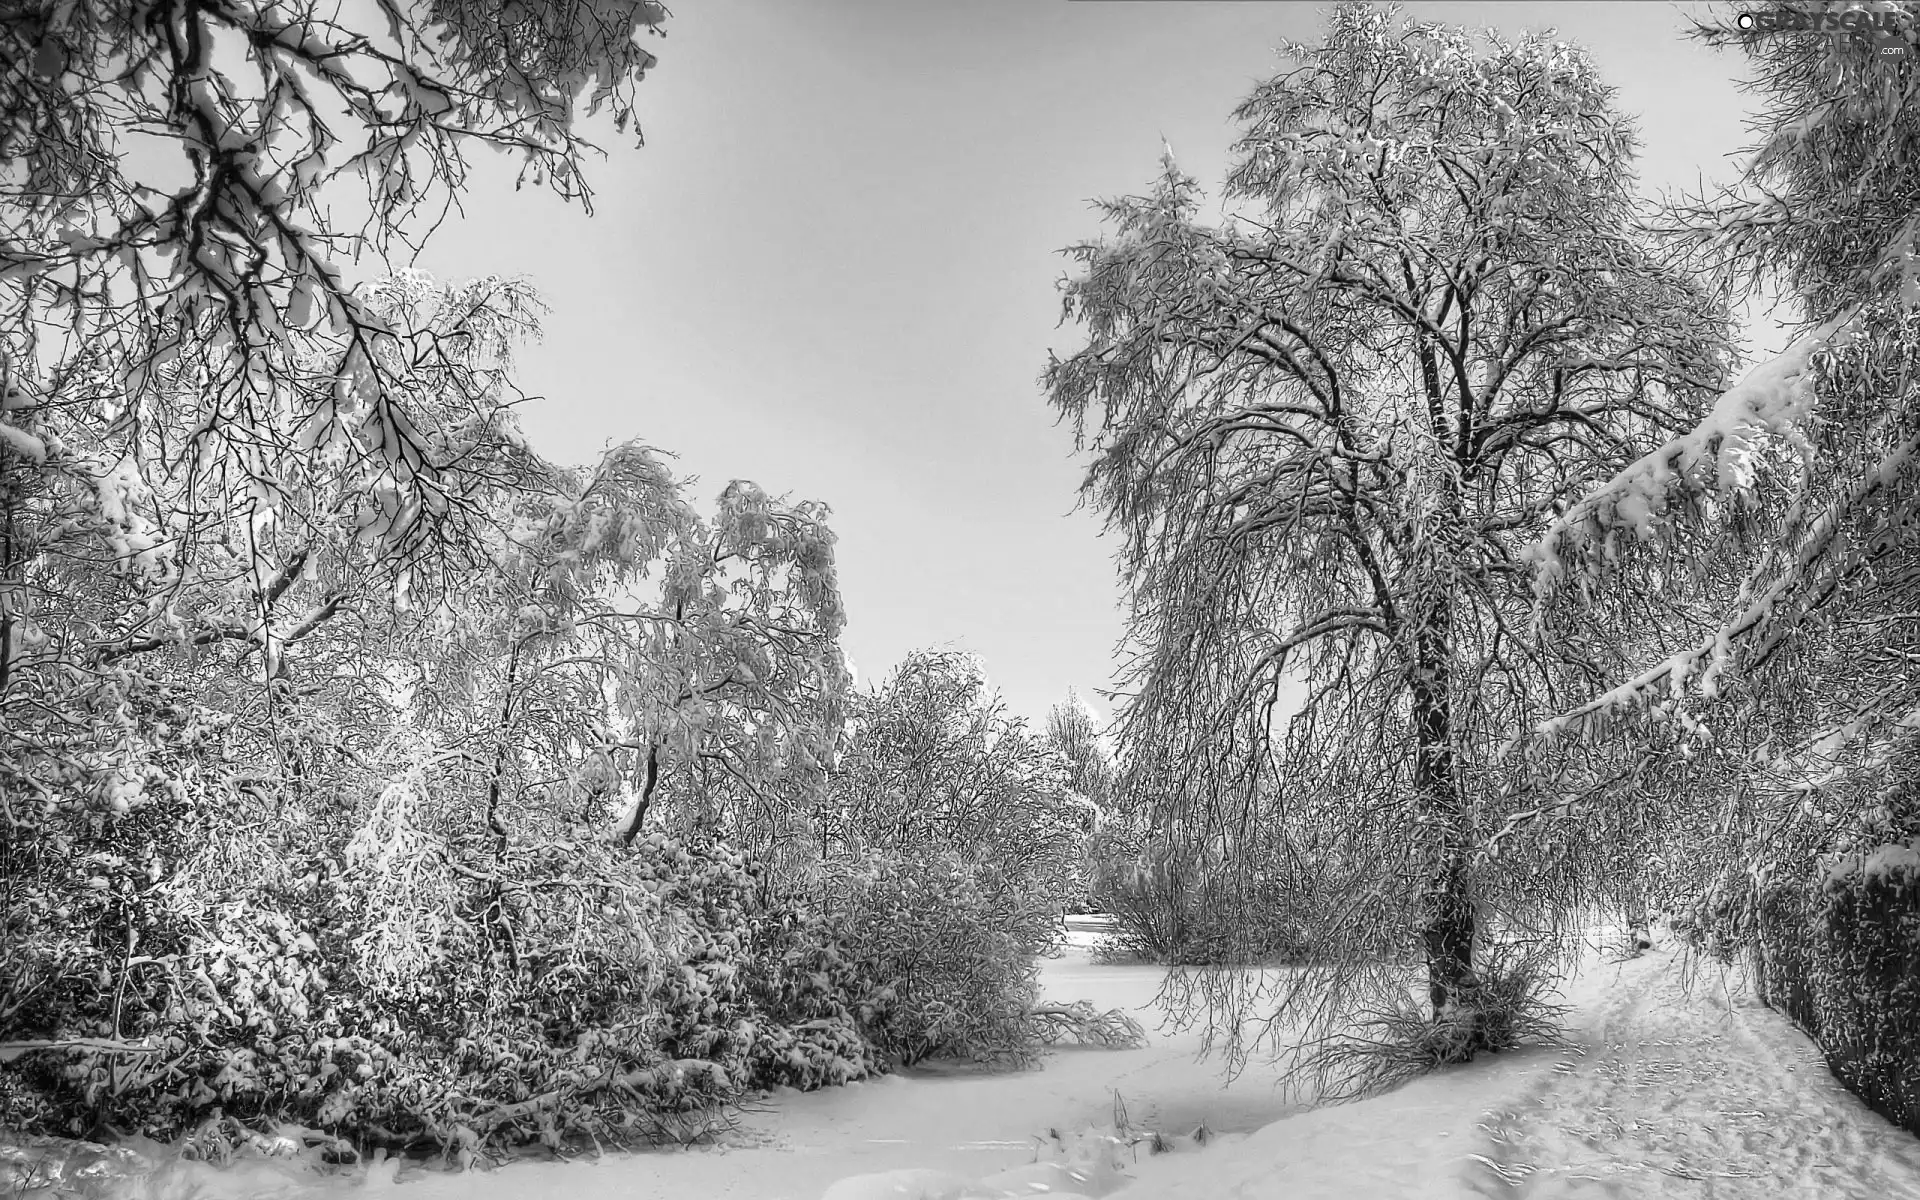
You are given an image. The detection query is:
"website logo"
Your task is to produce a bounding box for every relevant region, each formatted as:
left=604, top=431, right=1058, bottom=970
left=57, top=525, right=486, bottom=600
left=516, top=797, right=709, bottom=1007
left=1735, top=6, right=1915, bottom=56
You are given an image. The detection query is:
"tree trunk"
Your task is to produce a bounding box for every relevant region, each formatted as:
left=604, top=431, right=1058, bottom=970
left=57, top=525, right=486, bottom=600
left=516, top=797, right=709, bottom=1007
left=1408, top=625, right=1481, bottom=1033
left=617, top=739, right=662, bottom=847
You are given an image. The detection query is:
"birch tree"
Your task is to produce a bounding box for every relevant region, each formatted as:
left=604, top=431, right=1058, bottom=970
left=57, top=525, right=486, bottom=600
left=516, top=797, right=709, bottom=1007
left=1044, top=4, right=1730, bottom=1070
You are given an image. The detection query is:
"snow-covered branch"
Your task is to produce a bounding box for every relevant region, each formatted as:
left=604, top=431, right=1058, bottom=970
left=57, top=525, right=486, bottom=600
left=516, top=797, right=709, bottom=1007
left=1534, top=421, right=1920, bottom=737
left=1525, top=310, right=1859, bottom=592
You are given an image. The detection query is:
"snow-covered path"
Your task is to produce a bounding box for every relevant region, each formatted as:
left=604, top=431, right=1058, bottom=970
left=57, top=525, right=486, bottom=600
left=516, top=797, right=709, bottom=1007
left=1460, top=952, right=1920, bottom=1199
left=1105, top=947, right=1920, bottom=1200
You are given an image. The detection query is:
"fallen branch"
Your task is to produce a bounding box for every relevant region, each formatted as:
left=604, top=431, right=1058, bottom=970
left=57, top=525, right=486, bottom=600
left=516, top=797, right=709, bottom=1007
left=1028, top=1001, right=1147, bottom=1049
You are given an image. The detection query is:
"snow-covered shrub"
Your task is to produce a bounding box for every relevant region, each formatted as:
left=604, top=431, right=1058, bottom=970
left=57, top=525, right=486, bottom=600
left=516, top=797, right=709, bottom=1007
left=0, top=674, right=301, bottom=1138
left=1089, top=829, right=1312, bottom=966
left=1295, top=937, right=1568, bottom=1102
left=0, top=667, right=886, bottom=1155
left=825, top=846, right=1043, bottom=1068
left=832, top=650, right=1092, bottom=950
left=0, top=737, right=863, bottom=1160
left=738, top=897, right=879, bottom=1090
left=624, top=833, right=760, bottom=1086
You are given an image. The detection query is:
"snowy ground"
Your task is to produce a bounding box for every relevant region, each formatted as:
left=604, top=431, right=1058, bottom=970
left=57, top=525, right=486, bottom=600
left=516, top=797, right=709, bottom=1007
left=383, top=931, right=1310, bottom=1200
left=14, top=928, right=1920, bottom=1199
left=1103, top=948, right=1920, bottom=1200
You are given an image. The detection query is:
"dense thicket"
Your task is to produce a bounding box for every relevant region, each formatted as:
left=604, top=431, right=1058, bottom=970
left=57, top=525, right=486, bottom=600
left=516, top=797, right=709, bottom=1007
left=0, top=1, right=1116, bottom=1163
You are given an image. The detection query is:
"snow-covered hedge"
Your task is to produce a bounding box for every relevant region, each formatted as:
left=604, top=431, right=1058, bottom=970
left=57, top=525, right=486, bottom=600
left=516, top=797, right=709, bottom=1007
left=1808, top=833, right=1920, bottom=1134
left=1750, top=801, right=1920, bottom=1138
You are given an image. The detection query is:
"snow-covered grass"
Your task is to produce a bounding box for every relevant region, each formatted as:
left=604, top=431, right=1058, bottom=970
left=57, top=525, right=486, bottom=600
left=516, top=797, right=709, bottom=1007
left=12, top=928, right=1920, bottom=1199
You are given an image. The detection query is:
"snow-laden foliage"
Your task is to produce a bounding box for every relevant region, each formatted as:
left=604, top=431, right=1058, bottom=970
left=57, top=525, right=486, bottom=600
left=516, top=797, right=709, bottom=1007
left=830, top=649, right=1090, bottom=956
left=1044, top=689, right=1115, bottom=819
left=1508, top=6, right=1920, bottom=1137
left=1530, top=3, right=1920, bottom=743
left=820, top=846, right=1045, bottom=1069
left=1042, top=689, right=1116, bottom=914
left=1527, top=313, right=1842, bottom=611
left=1044, top=1, right=1731, bottom=1079
left=0, top=262, right=913, bottom=1158
left=0, top=0, right=666, bottom=563
left=803, top=651, right=1124, bottom=1068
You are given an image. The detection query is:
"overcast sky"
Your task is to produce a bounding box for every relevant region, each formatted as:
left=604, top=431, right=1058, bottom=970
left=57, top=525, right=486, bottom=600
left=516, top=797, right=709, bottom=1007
left=413, top=0, right=1762, bottom=729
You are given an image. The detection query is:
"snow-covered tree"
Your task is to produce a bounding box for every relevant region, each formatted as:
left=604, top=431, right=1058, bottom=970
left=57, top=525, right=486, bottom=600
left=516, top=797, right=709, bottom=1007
left=1044, top=688, right=1116, bottom=817
left=0, top=0, right=668, bottom=569
left=831, top=649, right=1088, bottom=936
left=1044, top=3, right=1732, bottom=1071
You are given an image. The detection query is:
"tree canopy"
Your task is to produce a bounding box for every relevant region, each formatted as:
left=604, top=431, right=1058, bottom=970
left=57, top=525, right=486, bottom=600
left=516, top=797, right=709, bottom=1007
left=1, top=0, right=669, bottom=576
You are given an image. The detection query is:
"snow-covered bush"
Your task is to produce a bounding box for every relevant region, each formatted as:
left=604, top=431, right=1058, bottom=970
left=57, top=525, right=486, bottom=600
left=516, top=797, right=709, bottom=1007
left=831, top=650, right=1091, bottom=949
left=824, top=846, right=1044, bottom=1069
left=1089, top=828, right=1312, bottom=966
left=1293, top=937, right=1568, bottom=1103
left=738, top=897, right=880, bottom=1091
left=0, top=737, right=885, bottom=1161
left=0, top=672, right=311, bottom=1140
left=794, top=649, right=1107, bottom=1070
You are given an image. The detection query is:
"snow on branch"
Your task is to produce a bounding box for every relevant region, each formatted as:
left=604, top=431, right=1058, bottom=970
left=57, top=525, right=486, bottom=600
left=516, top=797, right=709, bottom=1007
left=1028, top=1001, right=1148, bottom=1049
left=1533, top=648, right=1706, bottom=739
left=1524, top=310, right=1859, bottom=592
left=1535, top=422, right=1920, bottom=739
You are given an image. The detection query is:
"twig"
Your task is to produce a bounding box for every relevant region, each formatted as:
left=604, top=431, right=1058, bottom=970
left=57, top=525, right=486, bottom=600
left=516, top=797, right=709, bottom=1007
left=0, top=1037, right=161, bottom=1062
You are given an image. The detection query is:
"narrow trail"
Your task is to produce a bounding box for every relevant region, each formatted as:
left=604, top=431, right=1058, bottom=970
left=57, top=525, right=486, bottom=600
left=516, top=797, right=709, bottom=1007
left=1110, top=944, right=1920, bottom=1200
left=1461, top=950, right=1920, bottom=1199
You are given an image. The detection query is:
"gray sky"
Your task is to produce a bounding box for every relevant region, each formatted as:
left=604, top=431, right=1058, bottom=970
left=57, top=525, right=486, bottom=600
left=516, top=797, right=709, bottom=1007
left=414, top=0, right=1760, bottom=728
